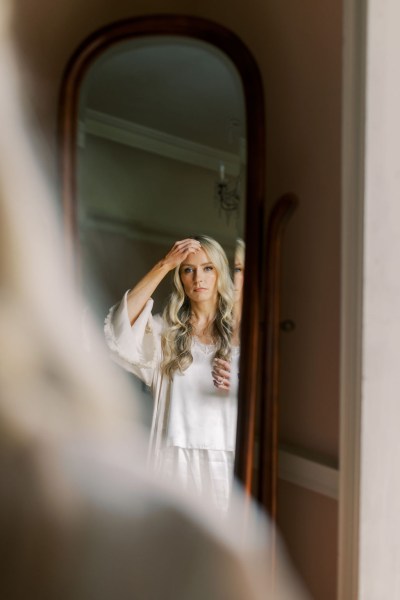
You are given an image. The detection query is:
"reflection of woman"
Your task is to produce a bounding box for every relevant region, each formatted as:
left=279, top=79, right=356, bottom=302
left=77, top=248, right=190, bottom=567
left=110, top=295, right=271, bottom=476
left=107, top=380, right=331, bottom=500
left=212, top=238, right=245, bottom=390
left=105, top=235, right=239, bottom=511
left=233, top=238, right=245, bottom=327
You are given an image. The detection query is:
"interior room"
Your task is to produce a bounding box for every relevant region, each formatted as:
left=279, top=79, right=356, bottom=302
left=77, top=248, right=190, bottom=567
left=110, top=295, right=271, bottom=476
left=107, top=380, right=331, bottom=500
left=11, top=2, right=342, bottom=598
left=9, top=0, right=400, bottom=598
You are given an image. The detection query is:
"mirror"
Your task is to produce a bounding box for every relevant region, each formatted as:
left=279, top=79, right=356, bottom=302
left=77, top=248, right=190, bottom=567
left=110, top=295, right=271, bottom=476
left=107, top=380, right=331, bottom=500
left=76, top=36, right=246, bottom=320
left=59, top=16, right=267, bottom=511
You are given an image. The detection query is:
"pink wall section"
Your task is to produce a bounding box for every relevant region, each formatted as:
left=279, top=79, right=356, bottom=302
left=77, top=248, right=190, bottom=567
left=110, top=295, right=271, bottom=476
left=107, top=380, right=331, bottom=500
left=11, top=1, right=342, bottom=597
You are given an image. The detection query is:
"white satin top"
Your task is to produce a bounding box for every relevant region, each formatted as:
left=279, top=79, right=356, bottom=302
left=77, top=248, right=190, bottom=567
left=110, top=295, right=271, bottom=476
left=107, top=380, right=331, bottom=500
left=166, top=337, right=238, bottom=450
left=104, top=292, right=239, bottom=511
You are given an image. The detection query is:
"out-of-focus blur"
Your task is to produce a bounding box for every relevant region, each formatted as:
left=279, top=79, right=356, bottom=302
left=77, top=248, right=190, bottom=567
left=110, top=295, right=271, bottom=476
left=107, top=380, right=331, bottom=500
left=0, top=3, right=309, bottom=599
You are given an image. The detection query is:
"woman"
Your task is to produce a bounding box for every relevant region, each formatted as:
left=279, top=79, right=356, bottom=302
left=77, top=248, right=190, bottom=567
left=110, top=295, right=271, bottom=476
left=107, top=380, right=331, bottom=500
left=233, top=238, right=245, bottom=327
left=211, top=238, right=245, bottom=392
left=105, top=235, right=239, bottom=511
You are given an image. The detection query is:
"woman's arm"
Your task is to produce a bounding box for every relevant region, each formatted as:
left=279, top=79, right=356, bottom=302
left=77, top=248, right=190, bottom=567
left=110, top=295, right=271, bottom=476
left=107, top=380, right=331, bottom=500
left=127, top=239, right=201, bottom=325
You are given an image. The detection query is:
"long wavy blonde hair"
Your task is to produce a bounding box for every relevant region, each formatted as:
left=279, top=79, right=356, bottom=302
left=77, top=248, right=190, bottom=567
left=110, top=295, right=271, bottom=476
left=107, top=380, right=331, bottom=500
left=161, top=235, right=234, bottom=378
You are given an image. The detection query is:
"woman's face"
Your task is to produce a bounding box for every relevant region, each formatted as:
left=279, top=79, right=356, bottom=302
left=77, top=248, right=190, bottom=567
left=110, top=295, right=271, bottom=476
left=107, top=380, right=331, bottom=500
left=233, top=251, right=244, bottom=303
left=180, top=248, right=218, bottom=304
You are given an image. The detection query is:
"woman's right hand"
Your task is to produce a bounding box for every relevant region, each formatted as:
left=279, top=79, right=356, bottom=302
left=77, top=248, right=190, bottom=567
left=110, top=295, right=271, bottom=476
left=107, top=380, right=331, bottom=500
left=162, top=239, right=202, bottom=271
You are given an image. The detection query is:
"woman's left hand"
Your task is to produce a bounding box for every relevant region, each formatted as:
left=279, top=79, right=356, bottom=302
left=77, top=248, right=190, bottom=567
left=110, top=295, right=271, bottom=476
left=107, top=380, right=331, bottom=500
left=212, top=358, right=231, bottom=391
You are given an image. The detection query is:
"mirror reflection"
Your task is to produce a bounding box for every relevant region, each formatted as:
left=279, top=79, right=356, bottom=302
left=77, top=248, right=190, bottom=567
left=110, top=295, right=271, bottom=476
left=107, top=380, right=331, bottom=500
left=76, top=37, right=247, bottom=510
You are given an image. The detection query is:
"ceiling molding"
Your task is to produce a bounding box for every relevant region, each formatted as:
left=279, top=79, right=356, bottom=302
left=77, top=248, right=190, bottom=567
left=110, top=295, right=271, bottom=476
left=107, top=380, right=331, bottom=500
left=79, top=213, right=237, bottom=252
left=80, top=109, right=245, bottom=175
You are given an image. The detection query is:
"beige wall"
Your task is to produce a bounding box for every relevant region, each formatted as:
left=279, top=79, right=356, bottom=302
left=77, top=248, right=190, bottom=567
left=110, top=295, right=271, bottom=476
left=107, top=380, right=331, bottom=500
left=78, top=136, right=243, bottom=248
left=11, top=1, right=342, bottom=598
left=358, top=0, right=400, bottom=597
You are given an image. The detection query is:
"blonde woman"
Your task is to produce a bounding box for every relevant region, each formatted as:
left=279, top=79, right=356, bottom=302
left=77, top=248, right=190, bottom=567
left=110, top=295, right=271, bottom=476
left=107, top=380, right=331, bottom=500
left=105, top=235, right=239, bottom=511
left=233, top=238, right=245, bottom=327
left=211, top=238, right=245, bottom=393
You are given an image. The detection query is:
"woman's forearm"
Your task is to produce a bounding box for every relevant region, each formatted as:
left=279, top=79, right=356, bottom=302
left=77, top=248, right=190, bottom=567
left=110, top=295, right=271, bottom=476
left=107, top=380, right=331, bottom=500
left=126, top=259, right=171, bottom=325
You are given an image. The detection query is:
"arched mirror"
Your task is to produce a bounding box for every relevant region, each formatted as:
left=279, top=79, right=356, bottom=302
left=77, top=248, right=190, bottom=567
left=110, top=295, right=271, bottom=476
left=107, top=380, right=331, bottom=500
left=76, top=37, right=246, bottom=320
left=59, top=15, right=266, bottom=511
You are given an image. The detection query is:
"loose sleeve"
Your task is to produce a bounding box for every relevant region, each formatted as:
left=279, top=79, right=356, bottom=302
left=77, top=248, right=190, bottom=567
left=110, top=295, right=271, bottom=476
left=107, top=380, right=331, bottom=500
left=104, top=292, right=161, bottom=387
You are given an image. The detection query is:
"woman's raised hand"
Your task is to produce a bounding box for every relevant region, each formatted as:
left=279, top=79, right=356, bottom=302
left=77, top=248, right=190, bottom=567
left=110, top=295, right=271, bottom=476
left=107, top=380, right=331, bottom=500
left=162, top=239, right=202, bottom=270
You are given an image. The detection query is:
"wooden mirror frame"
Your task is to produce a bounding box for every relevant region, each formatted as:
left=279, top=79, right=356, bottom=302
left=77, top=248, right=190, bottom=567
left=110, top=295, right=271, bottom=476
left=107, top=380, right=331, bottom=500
left=58, top=14, right=266, bottom=505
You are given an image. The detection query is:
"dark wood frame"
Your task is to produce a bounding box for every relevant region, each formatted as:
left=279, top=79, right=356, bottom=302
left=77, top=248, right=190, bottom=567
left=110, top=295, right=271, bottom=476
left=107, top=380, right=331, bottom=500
left=58, top=14, right=267, bottom=504
left=258, top=193, right=298, bottom=519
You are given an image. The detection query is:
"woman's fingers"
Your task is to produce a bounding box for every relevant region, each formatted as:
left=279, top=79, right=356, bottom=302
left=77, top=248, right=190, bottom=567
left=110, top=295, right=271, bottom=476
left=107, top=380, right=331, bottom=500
left=174, top=239, right=201, bottom=253
left=164, top=239, right=201, bottom=268
left=212, top=360, right=231, bottom=380
left=212, top=366, right=231, bottom=381
left=213, top=376, right=230, bottom=391
left=213, top=358, right=231, bottom=374
left=212, top=358, right=231, bottom=390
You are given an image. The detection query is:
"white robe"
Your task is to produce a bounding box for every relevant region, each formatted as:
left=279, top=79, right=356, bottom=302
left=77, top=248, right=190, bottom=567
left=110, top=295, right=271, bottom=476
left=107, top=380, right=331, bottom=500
left=104, top=292, right=239, bottom=511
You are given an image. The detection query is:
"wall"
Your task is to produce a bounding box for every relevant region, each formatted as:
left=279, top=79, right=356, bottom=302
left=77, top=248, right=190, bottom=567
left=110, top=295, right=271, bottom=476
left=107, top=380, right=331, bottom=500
left=77, top=134, right=242, bottom=311
left=11, top=1, right=342, bottom=598
left=359, top=0, right=400, bottom=597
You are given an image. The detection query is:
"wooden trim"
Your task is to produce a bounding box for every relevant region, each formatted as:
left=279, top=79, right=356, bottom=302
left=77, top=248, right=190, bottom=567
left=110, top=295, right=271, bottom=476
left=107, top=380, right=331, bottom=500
left=58, top=15, right=266, bottom=499
left=278, top=448, right=339, bottom=500
left=257, top=193, right=298, bottom=518
left=338, top=0, right=367, bottom=597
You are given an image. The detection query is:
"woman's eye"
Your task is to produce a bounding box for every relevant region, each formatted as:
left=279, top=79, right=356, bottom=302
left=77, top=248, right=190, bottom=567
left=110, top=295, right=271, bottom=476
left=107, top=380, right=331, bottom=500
left=183, top=267, right=193, bottom=274
left=204, top=265, right=213, bottom=272
left=233, top=267, right=242, bottom=273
